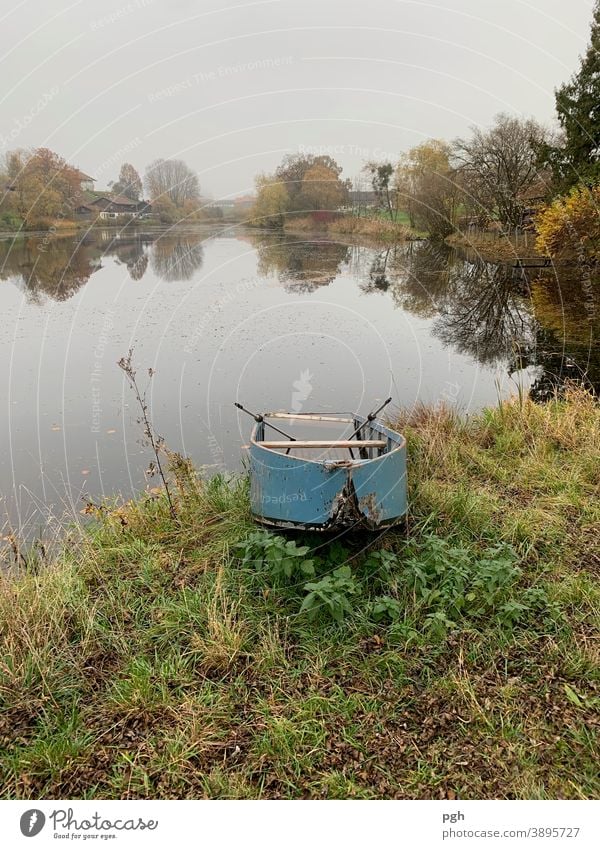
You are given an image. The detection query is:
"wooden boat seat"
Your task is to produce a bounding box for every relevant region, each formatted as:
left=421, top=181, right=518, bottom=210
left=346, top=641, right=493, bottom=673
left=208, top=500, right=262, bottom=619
left=258, top=439, right=387, bottom=449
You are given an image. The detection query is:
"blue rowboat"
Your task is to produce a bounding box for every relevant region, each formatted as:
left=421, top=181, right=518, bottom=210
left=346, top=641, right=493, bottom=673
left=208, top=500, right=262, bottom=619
left=244, top=411, right=407, bottom=531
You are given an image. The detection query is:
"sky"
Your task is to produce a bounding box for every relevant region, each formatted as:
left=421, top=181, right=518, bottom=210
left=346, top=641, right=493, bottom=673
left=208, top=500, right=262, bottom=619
left=0, top=0, right=595, bottom=198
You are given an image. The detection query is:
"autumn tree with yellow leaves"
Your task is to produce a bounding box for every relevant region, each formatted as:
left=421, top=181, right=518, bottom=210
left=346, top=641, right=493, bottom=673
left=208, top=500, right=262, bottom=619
left=535, top=185, right=600, bottom=263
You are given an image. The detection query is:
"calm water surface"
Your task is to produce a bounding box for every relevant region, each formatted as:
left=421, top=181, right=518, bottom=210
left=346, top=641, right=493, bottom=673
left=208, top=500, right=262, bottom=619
left=0, top=226, right=597, bottom=535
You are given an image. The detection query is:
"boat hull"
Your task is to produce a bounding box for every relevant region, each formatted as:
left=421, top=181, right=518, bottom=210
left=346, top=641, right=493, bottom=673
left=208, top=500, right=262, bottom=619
left=247, top=414, right=407, bottom=530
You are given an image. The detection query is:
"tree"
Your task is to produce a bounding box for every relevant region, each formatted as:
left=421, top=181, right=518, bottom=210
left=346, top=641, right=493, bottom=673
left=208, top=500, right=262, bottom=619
left=540, top=2, right=600, bottom=190
left=251, top=174, right=289, bottom=228
left=151, top=195, right=179, bottom=224
left=453, top=114, right=548, bottom=229
left=535, top=184, right=600, bottom=262
left=396, top=140, right=459, bottom=237
left=275, top=154, right=346, bottom=212
left=364, top=161, right=397, bottom=220
left=112, top=162, right=142, bottom=200
left=3, top=147, right=82, bottom=226
left=299, top=163, right=348, bottom=211
left=143, top=158, right=200, bottom=208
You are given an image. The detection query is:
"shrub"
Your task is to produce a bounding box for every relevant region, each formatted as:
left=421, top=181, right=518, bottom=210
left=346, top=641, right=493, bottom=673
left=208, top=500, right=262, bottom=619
left=535, top=184, right=600, bottom=262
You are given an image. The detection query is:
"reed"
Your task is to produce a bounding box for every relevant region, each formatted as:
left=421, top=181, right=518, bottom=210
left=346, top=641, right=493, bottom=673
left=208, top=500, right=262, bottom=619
left=284, top=213, right=418, bottom=243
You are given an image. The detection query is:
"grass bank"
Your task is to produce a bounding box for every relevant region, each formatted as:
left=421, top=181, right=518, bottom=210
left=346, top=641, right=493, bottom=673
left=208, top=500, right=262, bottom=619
left=446, top=231, right=545, bottom=263
left=283, top=213, right=422, bottom=244
left=1, top=389, right=599, bottom=799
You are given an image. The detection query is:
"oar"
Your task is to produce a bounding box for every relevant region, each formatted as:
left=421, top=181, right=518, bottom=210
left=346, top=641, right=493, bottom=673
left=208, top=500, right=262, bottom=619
left=234, top=402, right=297, bottom=443
left=349, top=397, right=393, bottom=442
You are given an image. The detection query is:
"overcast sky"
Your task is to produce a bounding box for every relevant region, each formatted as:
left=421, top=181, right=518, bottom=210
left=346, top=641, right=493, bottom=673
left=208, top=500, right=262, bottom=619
left=0, top=0, right=594, bottom=197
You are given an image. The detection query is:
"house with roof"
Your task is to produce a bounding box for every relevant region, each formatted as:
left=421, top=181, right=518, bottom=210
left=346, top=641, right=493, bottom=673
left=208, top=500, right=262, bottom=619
left=74, top=170, right=96, bottom=192
left=75, top=194, right=151, bottom=220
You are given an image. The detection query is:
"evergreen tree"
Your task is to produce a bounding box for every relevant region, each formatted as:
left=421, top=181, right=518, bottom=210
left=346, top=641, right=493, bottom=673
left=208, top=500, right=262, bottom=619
left=543, top=2, right=600, bottom=189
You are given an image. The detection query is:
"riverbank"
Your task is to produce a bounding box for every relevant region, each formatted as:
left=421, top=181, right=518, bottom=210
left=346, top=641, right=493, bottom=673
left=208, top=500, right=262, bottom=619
left=1, top=388, right=598, bottom=799
left=281, top=215, right=551, bottom=263
left=0, top=217, right=226, bottom=242
left=445, top=231, right=546, bottom=264
left=282, top=213, right=422, bottom=244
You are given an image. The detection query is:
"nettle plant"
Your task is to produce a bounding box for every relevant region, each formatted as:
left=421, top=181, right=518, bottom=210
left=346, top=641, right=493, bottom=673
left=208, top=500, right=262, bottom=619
left=300, top=566, right=360, bottom=623
left=236, top=529, right=557, bottom=633
left=389, top=535, right=559, bottom=635
left=237, top=530, right=316, bottom=584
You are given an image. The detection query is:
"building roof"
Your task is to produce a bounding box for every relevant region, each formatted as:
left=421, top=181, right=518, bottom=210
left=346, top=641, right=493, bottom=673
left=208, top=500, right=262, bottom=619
left=88, top=194, right=143, bottom=206
left=74, top=169, right=96, bottom=182
left=76, top=193, right=151, bottom=212
left=101, top=194, right=140, bottom=206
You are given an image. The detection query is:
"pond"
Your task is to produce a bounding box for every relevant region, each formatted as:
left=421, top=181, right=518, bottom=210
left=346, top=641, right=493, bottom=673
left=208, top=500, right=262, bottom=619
left=0, top=226, right=597, bottom=537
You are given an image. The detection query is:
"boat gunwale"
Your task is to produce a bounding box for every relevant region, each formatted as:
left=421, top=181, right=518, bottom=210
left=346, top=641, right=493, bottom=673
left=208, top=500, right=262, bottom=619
left=249, top=412, right=406, bottom=468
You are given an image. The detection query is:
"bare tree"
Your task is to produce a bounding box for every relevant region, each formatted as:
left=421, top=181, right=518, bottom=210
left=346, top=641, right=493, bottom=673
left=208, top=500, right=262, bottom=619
left=453, top=114, right=548, bottom=229
left=143, top=158, right=200, bottom=208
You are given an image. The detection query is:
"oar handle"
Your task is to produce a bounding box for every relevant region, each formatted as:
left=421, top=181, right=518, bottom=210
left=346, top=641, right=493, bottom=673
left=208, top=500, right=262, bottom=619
left=367, top=396, right=393, bottom=421
left=234, top=402, right=296, bottom=441
left=349, top=397, right=393, bottom=440
left=234, top=402, right=262, bottom=422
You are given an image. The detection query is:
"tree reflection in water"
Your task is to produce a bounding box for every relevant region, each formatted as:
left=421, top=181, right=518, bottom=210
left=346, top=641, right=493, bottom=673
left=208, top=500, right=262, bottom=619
left=523, top=270, right=600, bottom=401
left=149, top=232, right=204, bottom=282
left=0, top=230, right=596, bottom=399
left=0, top=229, right=208, bottom=299
left=248, top=232, right=350, bottom=292
left=432, top=259, right=534, bottom=367
left=381, top=241, right=598, bottom=398
left=0, top=236, right=100, bottom=302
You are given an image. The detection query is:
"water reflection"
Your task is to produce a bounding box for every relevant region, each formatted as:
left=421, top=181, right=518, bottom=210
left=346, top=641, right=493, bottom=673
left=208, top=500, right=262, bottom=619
left=0, top=229, right=207, bottom=298
left=361, top=247, right=396, bottom=294
left=355, top=240, right=598, bottom=397
left=0, top=229, right=597, bottom=400
left=150, top=233, right=204, bottom=282
left=432, top=260, right=533, bottom=367
left=389, top=242, right=451, bottom=317
left=0, top=236, right=100, bottom=302
left=1, top=227, right=598, bottom=544
left=247, top=232, right=350, bottom=292
left=524, top=272, right=600, bottom=401
left=103, top=233, right=149, bottom=281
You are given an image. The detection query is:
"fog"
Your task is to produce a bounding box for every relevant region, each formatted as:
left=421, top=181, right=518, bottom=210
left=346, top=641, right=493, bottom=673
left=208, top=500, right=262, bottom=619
left=0, top=0, right=594, bottom=197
